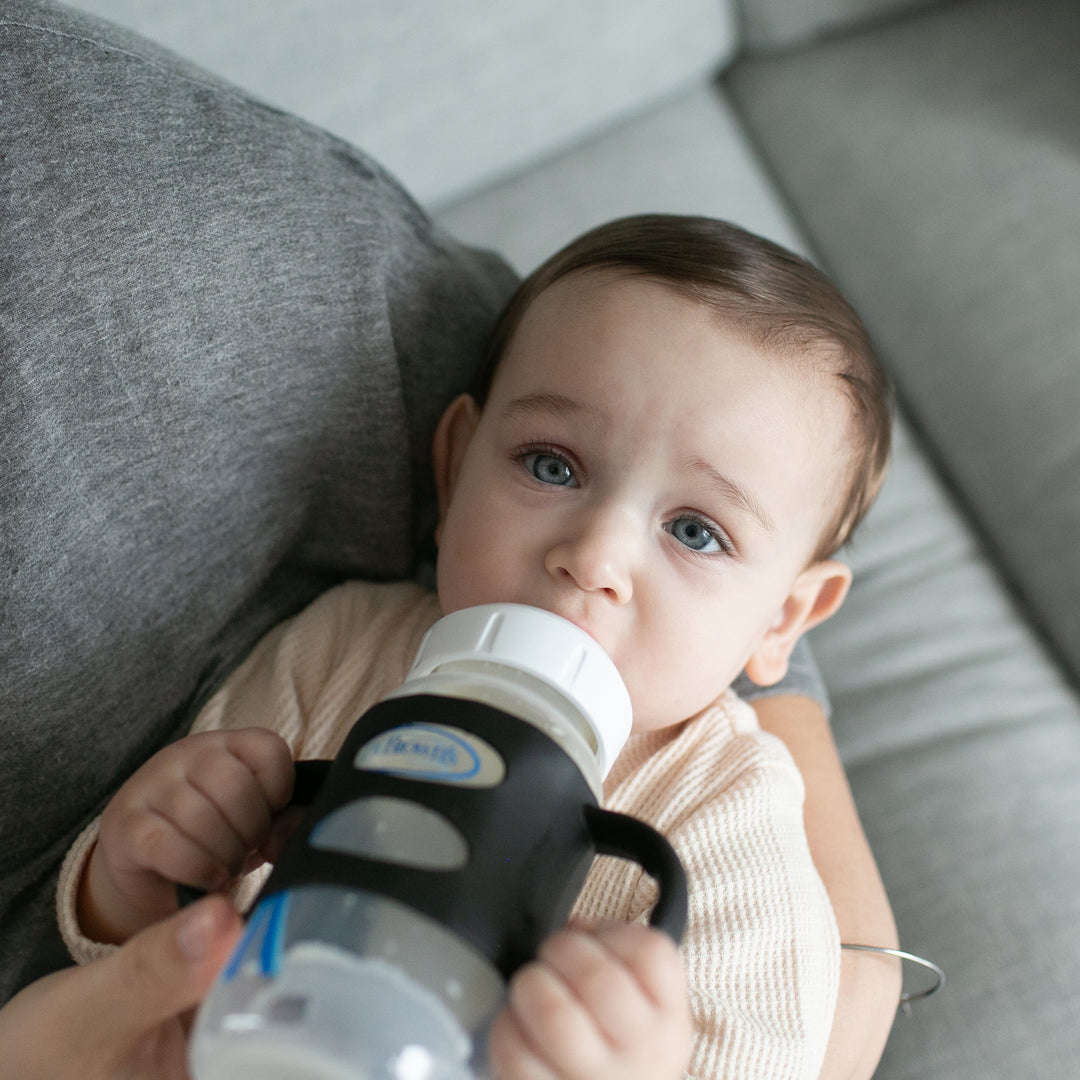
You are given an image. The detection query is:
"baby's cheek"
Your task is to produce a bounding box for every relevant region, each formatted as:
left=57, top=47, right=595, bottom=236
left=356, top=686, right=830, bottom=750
left=438, top=538, right=512, bottom=614
left=627, top=645, right=730, bottom=731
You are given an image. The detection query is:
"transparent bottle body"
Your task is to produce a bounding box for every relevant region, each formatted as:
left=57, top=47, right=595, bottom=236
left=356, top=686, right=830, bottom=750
left=189, top=884, right=504, bottom=1080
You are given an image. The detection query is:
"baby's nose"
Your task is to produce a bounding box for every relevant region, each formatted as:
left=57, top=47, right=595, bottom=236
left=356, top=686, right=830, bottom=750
left=544, top=514, right=634, bottom=604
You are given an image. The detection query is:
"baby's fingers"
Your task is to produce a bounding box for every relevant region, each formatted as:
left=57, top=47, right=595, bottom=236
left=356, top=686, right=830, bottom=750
left=123, top=809, right=239, bottom=894
left=489, top=925, right=691, bottom=1080
left=578, top=922, right=690, bottom=1020
left=176, top=731, right=293, bottom=855
left=488, top=960, right=604, bottom=1080
left=219, top=728, right=296, bottom=816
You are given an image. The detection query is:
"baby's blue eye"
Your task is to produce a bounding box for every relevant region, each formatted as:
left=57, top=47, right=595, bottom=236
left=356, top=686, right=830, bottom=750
left=668, top=516, right=723, bottom=553
left=523, top=453, right=577, bottom=487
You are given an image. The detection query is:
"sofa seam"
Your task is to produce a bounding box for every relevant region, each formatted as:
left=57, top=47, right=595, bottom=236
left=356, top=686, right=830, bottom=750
left=0, top=19, right=253, bottom=105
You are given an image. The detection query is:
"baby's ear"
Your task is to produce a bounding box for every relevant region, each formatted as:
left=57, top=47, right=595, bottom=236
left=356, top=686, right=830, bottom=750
left=743, top=559, right=852, bottom=687
left=431, top=394, right=481, bottom=541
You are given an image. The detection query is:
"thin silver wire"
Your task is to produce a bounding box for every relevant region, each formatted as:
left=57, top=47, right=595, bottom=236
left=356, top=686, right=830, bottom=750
left=840, top=943, right=945, bottom=1016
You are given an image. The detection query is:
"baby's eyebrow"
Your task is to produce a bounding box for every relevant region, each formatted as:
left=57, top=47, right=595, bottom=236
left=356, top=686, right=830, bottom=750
left=503, top=392, right=610, bottom=440
left=687, top=456, right=776, bottom=534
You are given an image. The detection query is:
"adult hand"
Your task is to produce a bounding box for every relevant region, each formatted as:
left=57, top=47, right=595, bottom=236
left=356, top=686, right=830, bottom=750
left=0, top=895, right=241, bottom=1080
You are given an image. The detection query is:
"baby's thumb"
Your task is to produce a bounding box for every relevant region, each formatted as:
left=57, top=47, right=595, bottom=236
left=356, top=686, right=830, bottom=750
left=90, top=895, right=241, bottom=1040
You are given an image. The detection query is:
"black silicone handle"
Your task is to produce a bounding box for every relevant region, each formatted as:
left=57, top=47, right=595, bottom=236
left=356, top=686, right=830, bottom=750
left=583, top=804, right=688, bottom=944
left=179, top=761, right=690, bottom=949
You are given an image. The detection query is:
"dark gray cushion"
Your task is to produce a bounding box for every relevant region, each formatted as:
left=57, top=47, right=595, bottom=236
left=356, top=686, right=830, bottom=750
left=0, top=0, right=515, bottom=1000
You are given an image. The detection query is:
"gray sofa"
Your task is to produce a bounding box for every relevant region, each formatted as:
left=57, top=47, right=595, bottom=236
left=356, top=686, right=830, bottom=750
left=3, top=1, right=1078, bottom=1077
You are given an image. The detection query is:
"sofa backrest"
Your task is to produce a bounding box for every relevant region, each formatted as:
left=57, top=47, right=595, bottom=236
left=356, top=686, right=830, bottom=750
left=67, top=0, right=739, bottom=209
left=737, top=0, right=949, bottom=50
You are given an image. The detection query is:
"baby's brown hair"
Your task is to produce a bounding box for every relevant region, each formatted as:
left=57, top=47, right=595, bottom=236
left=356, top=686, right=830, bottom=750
left=473, top=214, right=892, bottom=560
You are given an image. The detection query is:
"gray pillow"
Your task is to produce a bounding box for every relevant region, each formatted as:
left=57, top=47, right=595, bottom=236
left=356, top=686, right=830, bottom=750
left=0, top=0, right=515, bottom=999
left=738, top=0, right=942, bottom=50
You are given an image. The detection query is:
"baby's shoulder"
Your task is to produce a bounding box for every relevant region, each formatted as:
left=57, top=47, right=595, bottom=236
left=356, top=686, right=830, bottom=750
left=606, top=691, right=804, bottom=828
left=683, top=689, right=801, bottom=778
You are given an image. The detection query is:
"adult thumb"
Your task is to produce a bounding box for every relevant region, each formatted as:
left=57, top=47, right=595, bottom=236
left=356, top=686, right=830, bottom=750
left=86, top=895, right=242, bottom=1044
left=0, top=896, right=243, bottom=1080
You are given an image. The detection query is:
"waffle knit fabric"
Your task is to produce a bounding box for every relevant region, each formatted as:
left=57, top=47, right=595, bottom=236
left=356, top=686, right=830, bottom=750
left=58, top=580, right=839, bottom=1078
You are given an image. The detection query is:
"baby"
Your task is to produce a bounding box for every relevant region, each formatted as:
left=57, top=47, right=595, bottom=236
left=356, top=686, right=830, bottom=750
left=59, top=215, right=891, bottom=1080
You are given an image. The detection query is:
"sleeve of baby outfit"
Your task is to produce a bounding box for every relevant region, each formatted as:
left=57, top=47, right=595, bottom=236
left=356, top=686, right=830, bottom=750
left=54, top=586, right=348, bottom=965
left=673, top=749, right=841, bottom=1079
left=55, top=581, right=434, bottom=964
left=55, top=820, right=115, bottom=966
left=578, top=701, right=841, bottom=1080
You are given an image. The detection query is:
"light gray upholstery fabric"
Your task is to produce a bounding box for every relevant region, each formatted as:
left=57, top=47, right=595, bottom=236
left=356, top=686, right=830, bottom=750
left=0, top=0, right=515, bottom=1000
left=812, top=421, right=1080, bottom=1068
left=736, top=0, right=948, bottom=50
left=726, top=2, right=1080, bottom=1072
left=819, top=424, right=1080, bottom=1073
left=66, top=0, right=738, bottom=209
left=726, top=0, right=1080, bottom=689
left=437, top=82, right=810, bottom=274
left=814, top=422, right=1079, bottom=766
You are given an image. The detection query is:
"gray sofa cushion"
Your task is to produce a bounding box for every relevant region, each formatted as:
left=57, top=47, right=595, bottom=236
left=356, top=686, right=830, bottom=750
left=810, top=420, right=1080, bottom=1075
left=437, top=82, right=811, bottom=274
left=727, top=0, right=1080, bottom=1073
left=0, top=0, right=514, bottom=999
left=726, top=0, right=1080, bottom=691
left=736, top=0, right=946, bottom=50
left=66, top=0, right=738, bottom=209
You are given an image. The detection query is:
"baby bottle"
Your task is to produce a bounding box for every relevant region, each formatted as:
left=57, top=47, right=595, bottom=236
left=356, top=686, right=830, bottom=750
left=188, top=602, right=687, bottom=1080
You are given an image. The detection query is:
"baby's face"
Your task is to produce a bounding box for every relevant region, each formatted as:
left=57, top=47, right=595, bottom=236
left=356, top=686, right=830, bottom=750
left=435, top=270, right=851, bottom=732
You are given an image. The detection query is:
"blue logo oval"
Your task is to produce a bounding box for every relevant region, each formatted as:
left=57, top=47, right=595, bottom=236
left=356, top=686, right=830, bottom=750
left=354, top=722, right=505, bottom=786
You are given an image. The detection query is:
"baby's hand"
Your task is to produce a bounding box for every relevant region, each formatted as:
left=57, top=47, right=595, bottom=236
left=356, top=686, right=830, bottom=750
left=488, top=921, right=692, bottom=1080
left=80, top=728, right=295, bottom=946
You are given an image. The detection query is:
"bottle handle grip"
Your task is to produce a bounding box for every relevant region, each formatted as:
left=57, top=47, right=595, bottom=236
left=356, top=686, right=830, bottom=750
left=179, top=763, right=689, bottom=947
left=582, top=804, right=688, bottom=945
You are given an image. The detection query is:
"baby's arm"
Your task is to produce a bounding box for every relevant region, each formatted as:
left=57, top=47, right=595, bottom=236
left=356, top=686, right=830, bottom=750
left=488, top=921, right=691, bottom=1080
left=78, top=729, right=295, bottom=946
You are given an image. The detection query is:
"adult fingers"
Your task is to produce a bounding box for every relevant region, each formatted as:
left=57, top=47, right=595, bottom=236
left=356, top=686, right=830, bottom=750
left=86, top=895, right=241, bottom=1048
left=0, top=896, right=241, bottom=1080
left=79, top=894, right=240, bottom=1073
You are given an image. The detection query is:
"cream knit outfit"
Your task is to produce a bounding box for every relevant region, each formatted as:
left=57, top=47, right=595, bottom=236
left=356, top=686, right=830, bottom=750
left=58, top=581, right=839, bottom=1079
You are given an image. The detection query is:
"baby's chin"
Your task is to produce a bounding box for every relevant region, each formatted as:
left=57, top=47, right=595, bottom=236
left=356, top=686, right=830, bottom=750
left=627, top=708, right=696, bottom=736
left=627, top=684, right=732, bottom=735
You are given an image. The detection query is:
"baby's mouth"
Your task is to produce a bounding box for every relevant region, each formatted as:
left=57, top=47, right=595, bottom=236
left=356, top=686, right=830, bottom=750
left=551, top=611, right=610, bottom=655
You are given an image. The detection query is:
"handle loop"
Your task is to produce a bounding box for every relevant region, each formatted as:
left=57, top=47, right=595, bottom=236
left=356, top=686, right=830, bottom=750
left=583, top=804, right=688, bottom=944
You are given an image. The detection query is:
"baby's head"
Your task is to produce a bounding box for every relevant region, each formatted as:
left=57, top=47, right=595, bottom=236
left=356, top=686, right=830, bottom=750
left=432, top=215, right=891, bottom=733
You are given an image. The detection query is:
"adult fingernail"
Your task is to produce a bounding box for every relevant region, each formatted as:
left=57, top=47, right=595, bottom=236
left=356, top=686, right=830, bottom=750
left=177, top=899, right=224, bottom=961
